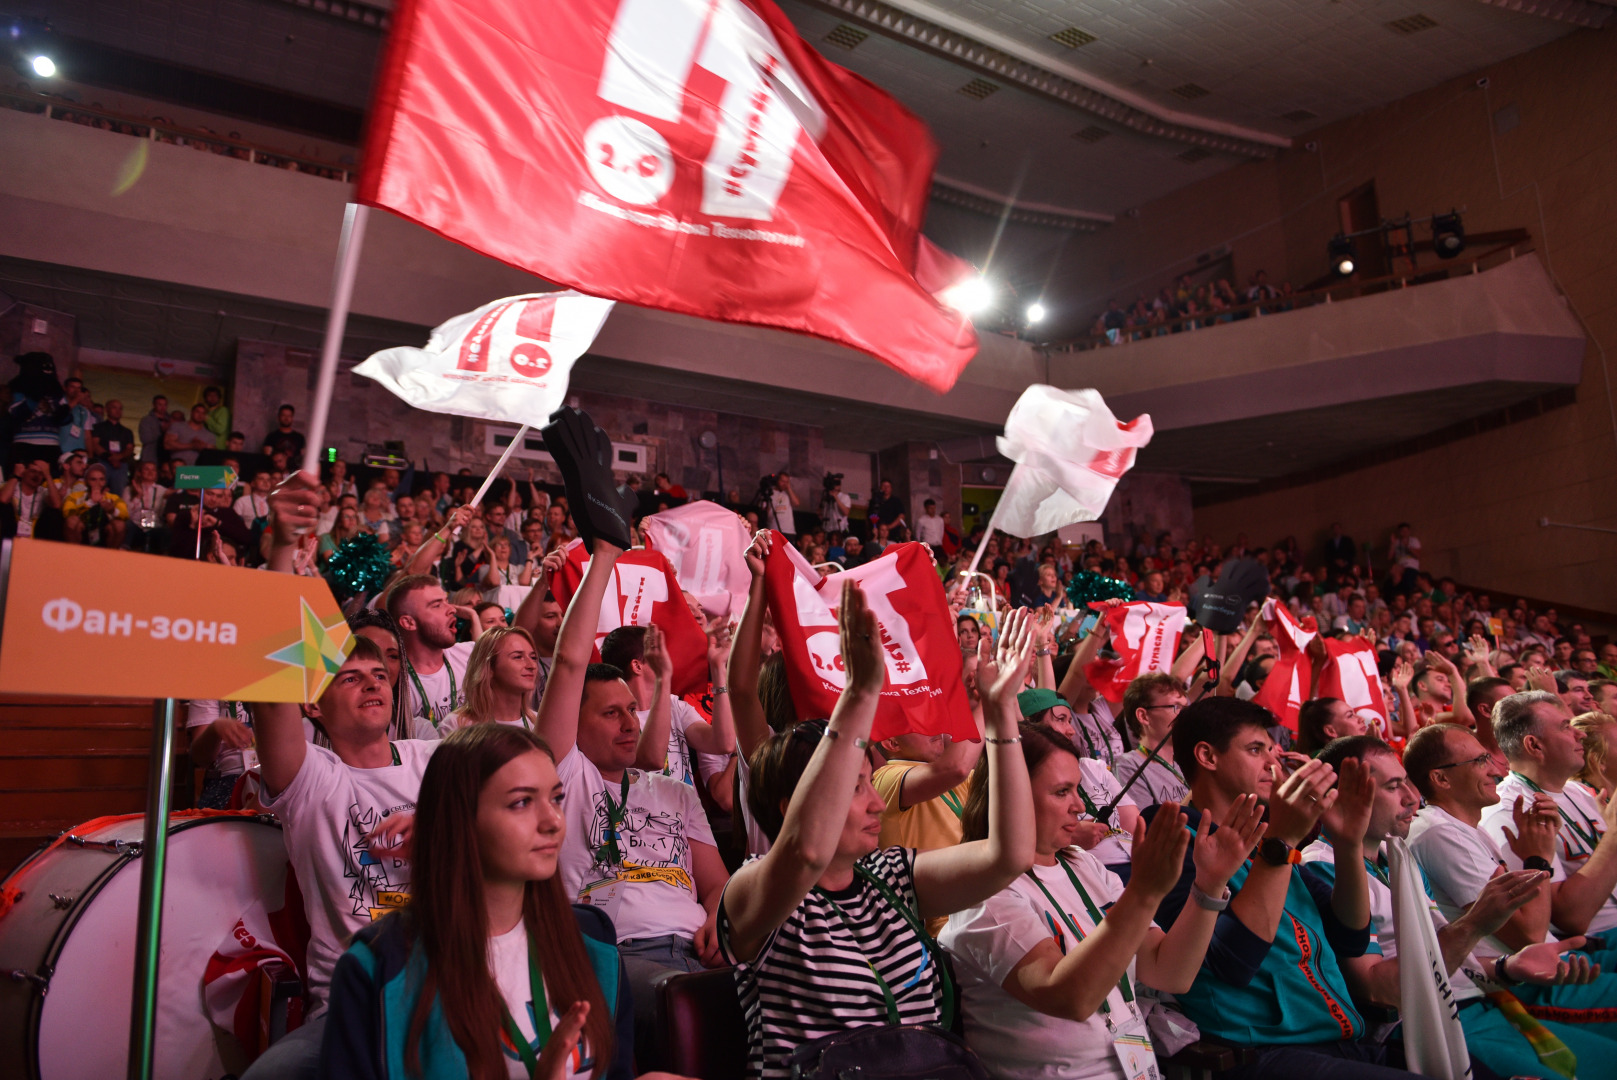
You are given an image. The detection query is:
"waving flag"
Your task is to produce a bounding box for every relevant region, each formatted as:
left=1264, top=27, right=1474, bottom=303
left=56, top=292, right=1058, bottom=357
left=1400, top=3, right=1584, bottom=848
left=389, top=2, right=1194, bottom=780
left=641, top=500, right=753, bottom=618
left=1252, top=600, right=1317, bottom=733
left=1316, top=637, right=1391, bottom=739
left=550, top=540, right=710, bottom=695
left=994, top=386, right=1153, bottom=538
left=763, top=534, right=974, bottom=743
left=359, top=0, right=977, bottom=392
left=353, top=292, right=614, bottom=425
left=1083, top=601, right=1186, bottom=701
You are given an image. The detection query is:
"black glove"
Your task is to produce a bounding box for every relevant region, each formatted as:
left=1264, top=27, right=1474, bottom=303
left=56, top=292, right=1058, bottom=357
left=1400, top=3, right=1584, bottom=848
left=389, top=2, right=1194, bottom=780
left=540, top=407, right=636, bottom=553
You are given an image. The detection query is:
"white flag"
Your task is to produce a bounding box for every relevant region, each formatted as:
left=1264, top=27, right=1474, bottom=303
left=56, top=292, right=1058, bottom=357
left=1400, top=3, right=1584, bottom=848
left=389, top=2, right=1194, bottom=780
left=641, top=500, right=754, bottom=619
left=1389, top=837, right=1472, bottom=1080
left=354, top=291, right=614, bottom=424
left=993, top=385, right=1152, bottom=538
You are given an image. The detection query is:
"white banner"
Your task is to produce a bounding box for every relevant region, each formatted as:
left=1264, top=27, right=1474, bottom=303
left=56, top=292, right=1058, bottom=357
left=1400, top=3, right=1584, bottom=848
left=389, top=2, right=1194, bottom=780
left=994, top=385, right=1152, bottom=538
left=353, top=291, right=614, bottom=424
left=1390, top=837, right=1472, bottom=1080
left=641, top=500, right=754, bottom=618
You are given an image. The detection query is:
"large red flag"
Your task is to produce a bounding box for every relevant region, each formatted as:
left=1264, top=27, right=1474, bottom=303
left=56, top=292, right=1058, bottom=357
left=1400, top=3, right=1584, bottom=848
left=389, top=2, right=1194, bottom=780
left=1082, top=601, right=1187, bottom=702
left=1315, top=638, right=1392, bottom=742
left=550, top=540, right=709, bottom=696
left=1252, top=600, right=1317, bottom=733
left=360, top=0, right=977, bottom=392
left=762, top=534, right=975, bottom=743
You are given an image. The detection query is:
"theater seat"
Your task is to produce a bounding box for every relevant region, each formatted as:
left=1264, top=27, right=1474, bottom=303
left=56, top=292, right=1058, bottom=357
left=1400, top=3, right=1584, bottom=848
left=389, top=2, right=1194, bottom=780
left=653, top=967, right=747, bottom=1080
left=1159, top=1039, right=1258, bottom=1080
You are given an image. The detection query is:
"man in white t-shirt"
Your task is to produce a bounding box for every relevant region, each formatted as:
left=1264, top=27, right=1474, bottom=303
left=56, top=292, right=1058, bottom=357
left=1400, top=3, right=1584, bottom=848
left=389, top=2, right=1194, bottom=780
left=232, top=468, right=274, bottom=533
left=600, top=623, right=735, bottom=788
left=1482, top=691, right=1617, bottom=937
left=535, top=533, right=730, bottom=1065
left=764, top=471, right=798, bottom=535
left=385, top=574, right=475, bottom=739
left=913, top=498, right=945, bottom=548
left=242, top=477, right=438, bottom=1080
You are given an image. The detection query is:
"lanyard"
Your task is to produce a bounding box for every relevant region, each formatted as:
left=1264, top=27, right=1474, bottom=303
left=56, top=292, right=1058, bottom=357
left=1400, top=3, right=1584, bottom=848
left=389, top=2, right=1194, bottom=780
left=1025, top=859, right=1134, bottom=1012
left=499, top=934, right=553, bottom=1077
left=812, top=864, right=955, bottom=1029
left=404, top=657, right=457, bottom=729
left=597, top=772, right=632, bottom=866
left=391, top=742, right=400, bottom=766
left=1076, top=783, right=1109, bottom=824
left=1511, top=773, right=1602, bottom=855
left=1139, top=746, right=1184, bottom=786
left=940, top=788, right=964, bottom=819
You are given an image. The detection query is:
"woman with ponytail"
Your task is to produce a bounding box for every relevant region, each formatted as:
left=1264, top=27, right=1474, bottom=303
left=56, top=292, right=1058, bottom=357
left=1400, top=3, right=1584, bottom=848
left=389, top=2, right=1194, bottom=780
left=320, top=723, right=640, bottom=1080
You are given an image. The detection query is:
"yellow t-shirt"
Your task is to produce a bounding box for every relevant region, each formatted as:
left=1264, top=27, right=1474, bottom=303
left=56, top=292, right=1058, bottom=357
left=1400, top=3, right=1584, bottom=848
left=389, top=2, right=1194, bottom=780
left=871, top=760, right=970, bottom=852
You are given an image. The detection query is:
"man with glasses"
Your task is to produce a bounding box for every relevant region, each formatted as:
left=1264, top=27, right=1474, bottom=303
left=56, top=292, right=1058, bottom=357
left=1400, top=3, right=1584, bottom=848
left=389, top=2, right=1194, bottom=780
left=1118, top=672, right=1189, bottom=813
left=1482, top=691, right=1617, bottom=939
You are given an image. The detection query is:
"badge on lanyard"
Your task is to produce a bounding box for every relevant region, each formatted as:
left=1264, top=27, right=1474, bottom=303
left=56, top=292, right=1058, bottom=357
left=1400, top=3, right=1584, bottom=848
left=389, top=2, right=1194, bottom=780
left=1108, top=1008, right=1160, bottom=1080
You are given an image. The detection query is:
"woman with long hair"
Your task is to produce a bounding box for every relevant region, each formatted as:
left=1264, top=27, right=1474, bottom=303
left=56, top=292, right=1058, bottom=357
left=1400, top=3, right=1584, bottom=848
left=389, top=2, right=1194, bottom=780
left=941, top=724, right=1264, bottom=1079
left=448, top=517, right=492, bottom=591
left=717, top=596, right=1036, bottom=1079
left=319, top=505, right=363, bottom=564
left=437, top=626, right=540, bottom=737
left=480, top=534, right=520, bottom=599
left=1572, top=711, right=1617, bottom=793
left=321, top=723, right=637, bottom=1080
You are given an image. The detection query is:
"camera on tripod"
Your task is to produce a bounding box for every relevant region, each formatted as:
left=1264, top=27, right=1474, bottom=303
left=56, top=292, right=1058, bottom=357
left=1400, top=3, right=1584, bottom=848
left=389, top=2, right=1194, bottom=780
left=823, top=472, right=843, bottom=490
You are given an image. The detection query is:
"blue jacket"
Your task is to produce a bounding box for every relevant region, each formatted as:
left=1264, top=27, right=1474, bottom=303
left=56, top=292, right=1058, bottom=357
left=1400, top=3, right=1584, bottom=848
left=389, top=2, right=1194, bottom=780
left=320, top=905, right=634, bottom=1080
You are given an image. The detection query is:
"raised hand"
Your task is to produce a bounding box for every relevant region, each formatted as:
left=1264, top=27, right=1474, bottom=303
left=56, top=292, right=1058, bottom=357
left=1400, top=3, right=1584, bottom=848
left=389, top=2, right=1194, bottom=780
left=1193, top=793, right=1266, bottom=891
left=1503, top=937, right=1601, bottom=986
left=539, top=548, right=567, bottom=581
left=1501, top=793, right=1560, bottom=862
left=1127, top=801, right=1192, bottom=901
left=1391, top=659, right=1414, bottom=694
left=1266, top=757, right=1338, bottom=845
left=1527, top=666, right=1558, bottom=695
left=838, top=581, right=885, bottom=698
left=1320, top=756, right=1376, bottom=847
left=980, top=608, right=1036, bottom=714
left=644, top=623, right=674, bottom=684
left=268, top=471, right=321, bottom=546
left=1463, top=869, right=1550, bottom=937
left=744, top=529, right=772, bottom=580
left=707, top=619, right=735, bottom=671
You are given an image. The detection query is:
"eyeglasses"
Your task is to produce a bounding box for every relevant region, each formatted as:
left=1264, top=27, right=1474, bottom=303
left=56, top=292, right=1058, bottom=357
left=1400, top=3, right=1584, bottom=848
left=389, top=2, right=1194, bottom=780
left=1142, top=703, right=1185, bottom=715
left=1431, top=753, right=1491, bottom=771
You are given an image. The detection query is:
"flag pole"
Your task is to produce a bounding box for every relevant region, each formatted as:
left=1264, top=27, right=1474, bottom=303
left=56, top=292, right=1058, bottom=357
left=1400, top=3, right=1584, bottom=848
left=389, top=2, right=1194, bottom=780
left=469, top=424, right=530, bottom=508
left=300, top=203, right=371, bottom=482
left=963, top=496, right=1003, bottom=579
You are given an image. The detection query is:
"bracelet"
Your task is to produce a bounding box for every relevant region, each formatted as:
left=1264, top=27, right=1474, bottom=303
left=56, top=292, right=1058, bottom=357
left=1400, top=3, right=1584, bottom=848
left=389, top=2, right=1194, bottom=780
left=1190, top=882, right=1231, bottom=911
left=984, top=735, right=1022, bottom=745
left=1035, top=648, right=1053, bottom=656
left=433, top=531, right=447, bottom=544
left=822, top=728, right=869, bottom=750
left=712, top=685, right=729, bottom=695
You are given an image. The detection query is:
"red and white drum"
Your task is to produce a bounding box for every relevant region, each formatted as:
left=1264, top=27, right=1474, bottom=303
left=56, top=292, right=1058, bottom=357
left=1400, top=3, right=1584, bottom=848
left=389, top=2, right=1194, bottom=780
left=0, top=812, right=292, bottom=1079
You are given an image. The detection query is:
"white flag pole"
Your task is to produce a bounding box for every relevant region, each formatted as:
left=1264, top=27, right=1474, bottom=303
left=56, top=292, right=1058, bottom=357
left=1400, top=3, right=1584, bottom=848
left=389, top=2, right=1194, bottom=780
left=469, top=424, right=530, bottom=508
left=963, top=484, right=1007, bottom=579
left=300, top=203, right=371, bottom=481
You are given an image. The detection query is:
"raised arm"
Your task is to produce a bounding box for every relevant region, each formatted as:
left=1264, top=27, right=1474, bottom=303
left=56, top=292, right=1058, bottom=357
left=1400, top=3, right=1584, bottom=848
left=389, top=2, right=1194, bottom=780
left=514, top=548, right=567, bottom=640
left=912, top=608, right=1036, bottom=918
left=254, top=473, right=324, bottom=792
left=1058, top=606, right=1114, bottom=710
left=684, top=620, right=737, bottom=755
left=534, top=539, right=623, bottom=761
left=407, top=505, right=472, bottom=577
left=1171, top=631, right=1207, bottom=689
left=632, top=624, right=674, bottom=771
left=721, top=582, right=884, bottom=963
left=727, top=531, right=775, bottom=762
left=1228, top=759, right=1337, bottom=941
left=1216, top=615, right=1265, bottom=698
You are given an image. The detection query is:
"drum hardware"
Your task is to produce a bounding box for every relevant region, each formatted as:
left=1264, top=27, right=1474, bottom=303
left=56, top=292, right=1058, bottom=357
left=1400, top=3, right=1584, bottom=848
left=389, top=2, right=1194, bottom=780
left=46, top=894, right=73, bottom=910
left=3, top=968, right=48, bottom=993
left=63, top=835, right=141, bottom=854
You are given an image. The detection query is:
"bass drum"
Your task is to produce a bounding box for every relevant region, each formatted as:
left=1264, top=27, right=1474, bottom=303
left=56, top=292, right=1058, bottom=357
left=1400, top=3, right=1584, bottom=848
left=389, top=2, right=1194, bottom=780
left=0, top=812, right=291, bottom=1080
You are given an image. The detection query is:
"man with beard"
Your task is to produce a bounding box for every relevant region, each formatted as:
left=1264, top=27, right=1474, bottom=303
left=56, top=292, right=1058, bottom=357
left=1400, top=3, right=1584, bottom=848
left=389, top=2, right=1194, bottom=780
left=385, top=574, right=476, bottom=737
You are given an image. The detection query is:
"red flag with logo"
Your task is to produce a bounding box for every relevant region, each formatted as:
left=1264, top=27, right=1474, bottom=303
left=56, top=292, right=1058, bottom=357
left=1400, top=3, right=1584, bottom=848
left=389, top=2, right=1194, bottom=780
left=1252, top=600, right=1318, bottom=733
left=359, top=0, right=977, bottom=392
left=762, top=534, right=975, bottom=743
left=1316, top=637, right=1391, bottom=740
left=1082, top=602, right=1187, bottom=701
left=550, top=540, right=709, bottom=695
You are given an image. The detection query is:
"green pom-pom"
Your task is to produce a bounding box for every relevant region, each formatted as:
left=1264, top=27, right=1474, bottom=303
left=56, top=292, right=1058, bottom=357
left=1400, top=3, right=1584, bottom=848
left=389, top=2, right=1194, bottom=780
left=1066, top=570, right=1133, bottom=609
left=327, top=533, right=394, bottom=601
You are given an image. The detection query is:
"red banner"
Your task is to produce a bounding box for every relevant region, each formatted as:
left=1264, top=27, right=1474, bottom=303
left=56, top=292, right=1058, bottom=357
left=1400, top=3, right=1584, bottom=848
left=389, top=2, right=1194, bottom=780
left=359, top=0, right=977, bottom=392
left=1083, top=602, right=1187, bottom=701
left=762, top=534, right=974, bottom=743
left=550, top=541, right=709, bottom=695
left=1252, top=601, right=1317, bottom=733
left=1316, top=638, right=1391, bottom=740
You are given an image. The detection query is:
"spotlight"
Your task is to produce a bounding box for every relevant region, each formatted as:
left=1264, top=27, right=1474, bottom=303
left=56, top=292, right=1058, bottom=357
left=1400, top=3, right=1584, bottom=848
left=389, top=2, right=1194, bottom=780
left=29, top=54, right=55, bottom=78
left=942, top=275, right=994, bottom=316
left=1328, top=233, right=1355, bottom=277
left=1431, top=210, right=1465, bottom=259
left=1026, top=302, right=1047, bottom=324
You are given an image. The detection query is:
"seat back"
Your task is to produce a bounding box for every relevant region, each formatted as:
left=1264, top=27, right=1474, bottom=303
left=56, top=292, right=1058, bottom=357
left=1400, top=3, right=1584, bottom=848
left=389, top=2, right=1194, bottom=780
left=654, top=967, right=747, bottom=1080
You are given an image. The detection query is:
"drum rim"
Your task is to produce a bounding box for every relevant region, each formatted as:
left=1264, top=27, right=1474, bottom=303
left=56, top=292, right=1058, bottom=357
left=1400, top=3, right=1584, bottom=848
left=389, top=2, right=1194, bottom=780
left=9, top=812, right=282, bottom=1080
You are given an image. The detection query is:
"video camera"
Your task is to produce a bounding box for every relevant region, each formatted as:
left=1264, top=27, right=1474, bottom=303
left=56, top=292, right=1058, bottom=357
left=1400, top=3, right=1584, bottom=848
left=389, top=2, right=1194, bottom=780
left=823, top=472, right=843, bottom=490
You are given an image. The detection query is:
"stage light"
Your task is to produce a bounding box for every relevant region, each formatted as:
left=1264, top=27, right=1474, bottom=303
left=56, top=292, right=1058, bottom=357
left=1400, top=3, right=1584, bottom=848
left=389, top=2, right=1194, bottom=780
left=1431, top=210, right=1464, bottom=259
left=1328, top=234, right=1355, bottom=277
left=29, top=54, right=55, bottom=77
left=942, top=275, right=994, bottom=316
left=1026, top=302, right=1047, bottom=324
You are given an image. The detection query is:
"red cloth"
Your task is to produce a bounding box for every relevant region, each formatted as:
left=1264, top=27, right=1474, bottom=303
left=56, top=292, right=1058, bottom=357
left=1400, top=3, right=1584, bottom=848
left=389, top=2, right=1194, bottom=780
left=1083, top=601, right=1187, bottom=701
left=1315, top=637, right=1392, bottom=739
left=1252, top=601, right=1318, bottom=733
left=359, top=0, right=977, bottom=392
left=762, top=533, right=975, bottom=743
left=550, top=540, right=710, bottom=696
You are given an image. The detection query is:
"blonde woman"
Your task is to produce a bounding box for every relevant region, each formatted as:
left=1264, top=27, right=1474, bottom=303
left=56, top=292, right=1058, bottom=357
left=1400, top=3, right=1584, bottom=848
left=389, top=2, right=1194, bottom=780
left=1572, top=711, right=1617, bottom=793
left=435, top=625, right=540, bottom=737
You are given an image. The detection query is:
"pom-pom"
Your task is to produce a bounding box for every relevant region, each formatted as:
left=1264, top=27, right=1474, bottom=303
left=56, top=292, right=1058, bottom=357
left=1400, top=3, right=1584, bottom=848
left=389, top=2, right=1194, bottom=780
left=327, top=533, right=394, bottom=601
left=1066, top=570, right=1133, bottom=609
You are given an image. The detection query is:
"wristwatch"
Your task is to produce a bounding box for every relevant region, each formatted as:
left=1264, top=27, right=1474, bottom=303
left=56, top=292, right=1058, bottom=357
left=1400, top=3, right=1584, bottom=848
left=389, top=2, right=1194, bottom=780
left=1522, top=855, right=1552, bottom=873
left=1258, top=837, right=1302, bottom=867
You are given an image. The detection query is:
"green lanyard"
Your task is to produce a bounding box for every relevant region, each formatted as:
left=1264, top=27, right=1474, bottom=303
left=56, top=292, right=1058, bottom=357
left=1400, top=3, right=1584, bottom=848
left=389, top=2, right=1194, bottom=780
left=596, top=773, right=632, bottom=866
left=499, top=935, right=553, bottom=1078
left=812, top=864, right=956, bottom=1029
left=1365, top=854, right=1390, bottom=887
left=1025, top=858, right=1135, bottom=1012
left=1512, top=773, right=1603, bottom=855
left=940, top=788, right=964, bottom=819
left=1140, top=746, right=1185, bottom=786
left=404, top=657, right=457, bottom=729
left=390, top=742, right=400, bottom=766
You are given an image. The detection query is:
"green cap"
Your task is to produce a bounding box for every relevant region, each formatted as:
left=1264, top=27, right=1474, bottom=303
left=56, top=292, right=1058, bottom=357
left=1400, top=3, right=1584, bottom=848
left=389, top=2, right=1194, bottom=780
left=1017, top=688, right=1065, bottom=718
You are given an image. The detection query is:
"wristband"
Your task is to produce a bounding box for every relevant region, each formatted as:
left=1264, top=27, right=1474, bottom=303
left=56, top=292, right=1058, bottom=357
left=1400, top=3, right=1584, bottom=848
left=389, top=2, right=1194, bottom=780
left=984, top=735, right=1022, bottom=745
left=1190, top=882, right=1231, bottom=911
left=823, top=728, right=869, bottom=750
left=1522, top=855, right=1552, bottom=873
left=712, top=685, right=729, bottom=695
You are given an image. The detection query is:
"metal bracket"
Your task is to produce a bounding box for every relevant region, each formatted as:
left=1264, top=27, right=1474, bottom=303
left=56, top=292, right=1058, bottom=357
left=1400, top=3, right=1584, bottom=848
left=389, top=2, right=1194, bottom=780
left=63, top=835, right=142, bottom=854
left=4, top=968, right=48, bottom=994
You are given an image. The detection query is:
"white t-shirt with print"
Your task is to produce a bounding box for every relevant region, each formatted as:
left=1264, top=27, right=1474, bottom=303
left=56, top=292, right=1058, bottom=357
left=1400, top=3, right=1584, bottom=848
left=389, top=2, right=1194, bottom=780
left=401, top=641, right=475, bottom=736
left=556, top=747, right=715, bottom=942
left=261, top=739, right=437, bottom=1015
left=1483, top=773, right=1616, bottom=935
left=768, top=489, right=795, bottom=535
left=940, top=848, right=1148, bottom=1080
left=1077, top=757, right=1134, bottom=866
left=185, top=699, right=257, bottom=777
left=1071, top=698, right=1125, bottom=768
left=635, top=695, right=705, bottom=787
left=490, top=922, right=588, bottom=1080
left=1117, top=748, right=1188, bottom=813
left=434, top=711, right=534, bottom=738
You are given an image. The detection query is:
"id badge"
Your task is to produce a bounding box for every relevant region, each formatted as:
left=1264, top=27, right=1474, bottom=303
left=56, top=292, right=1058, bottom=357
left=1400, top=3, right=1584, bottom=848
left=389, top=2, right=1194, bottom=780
left=1108, top=1008, right=1159, bottom=1080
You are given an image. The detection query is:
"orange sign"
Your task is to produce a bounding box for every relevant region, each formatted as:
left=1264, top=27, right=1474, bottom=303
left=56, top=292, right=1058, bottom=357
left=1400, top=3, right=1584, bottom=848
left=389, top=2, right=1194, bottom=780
left=0, top=539, right=352, bottom=702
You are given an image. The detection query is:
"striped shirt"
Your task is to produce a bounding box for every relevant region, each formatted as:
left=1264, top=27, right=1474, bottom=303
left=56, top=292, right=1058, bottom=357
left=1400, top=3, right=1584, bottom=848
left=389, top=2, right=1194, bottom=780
left=718, top=847, right=941, bottom=1080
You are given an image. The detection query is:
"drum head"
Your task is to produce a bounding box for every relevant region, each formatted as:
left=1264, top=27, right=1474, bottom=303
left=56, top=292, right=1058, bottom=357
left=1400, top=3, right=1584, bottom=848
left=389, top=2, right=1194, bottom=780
left=36, top=816, right=289, bottom=1080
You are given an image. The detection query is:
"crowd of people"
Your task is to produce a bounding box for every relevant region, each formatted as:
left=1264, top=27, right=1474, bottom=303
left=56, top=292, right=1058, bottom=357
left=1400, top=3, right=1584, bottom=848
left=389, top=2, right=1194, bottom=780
left=8, top=352, right=1617, bottom=1080
left=1082, top=270, right=1299, bottom=346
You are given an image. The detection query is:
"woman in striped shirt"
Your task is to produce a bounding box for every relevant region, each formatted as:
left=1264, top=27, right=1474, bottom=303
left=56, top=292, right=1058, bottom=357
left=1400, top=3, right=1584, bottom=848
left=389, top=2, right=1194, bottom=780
left=717, top=594, right=1038, bottom=1080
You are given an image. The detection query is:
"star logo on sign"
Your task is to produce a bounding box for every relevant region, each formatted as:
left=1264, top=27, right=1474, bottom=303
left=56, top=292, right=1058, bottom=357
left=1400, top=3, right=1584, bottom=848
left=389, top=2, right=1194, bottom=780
left=266, top=597, right=353, bottom=701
